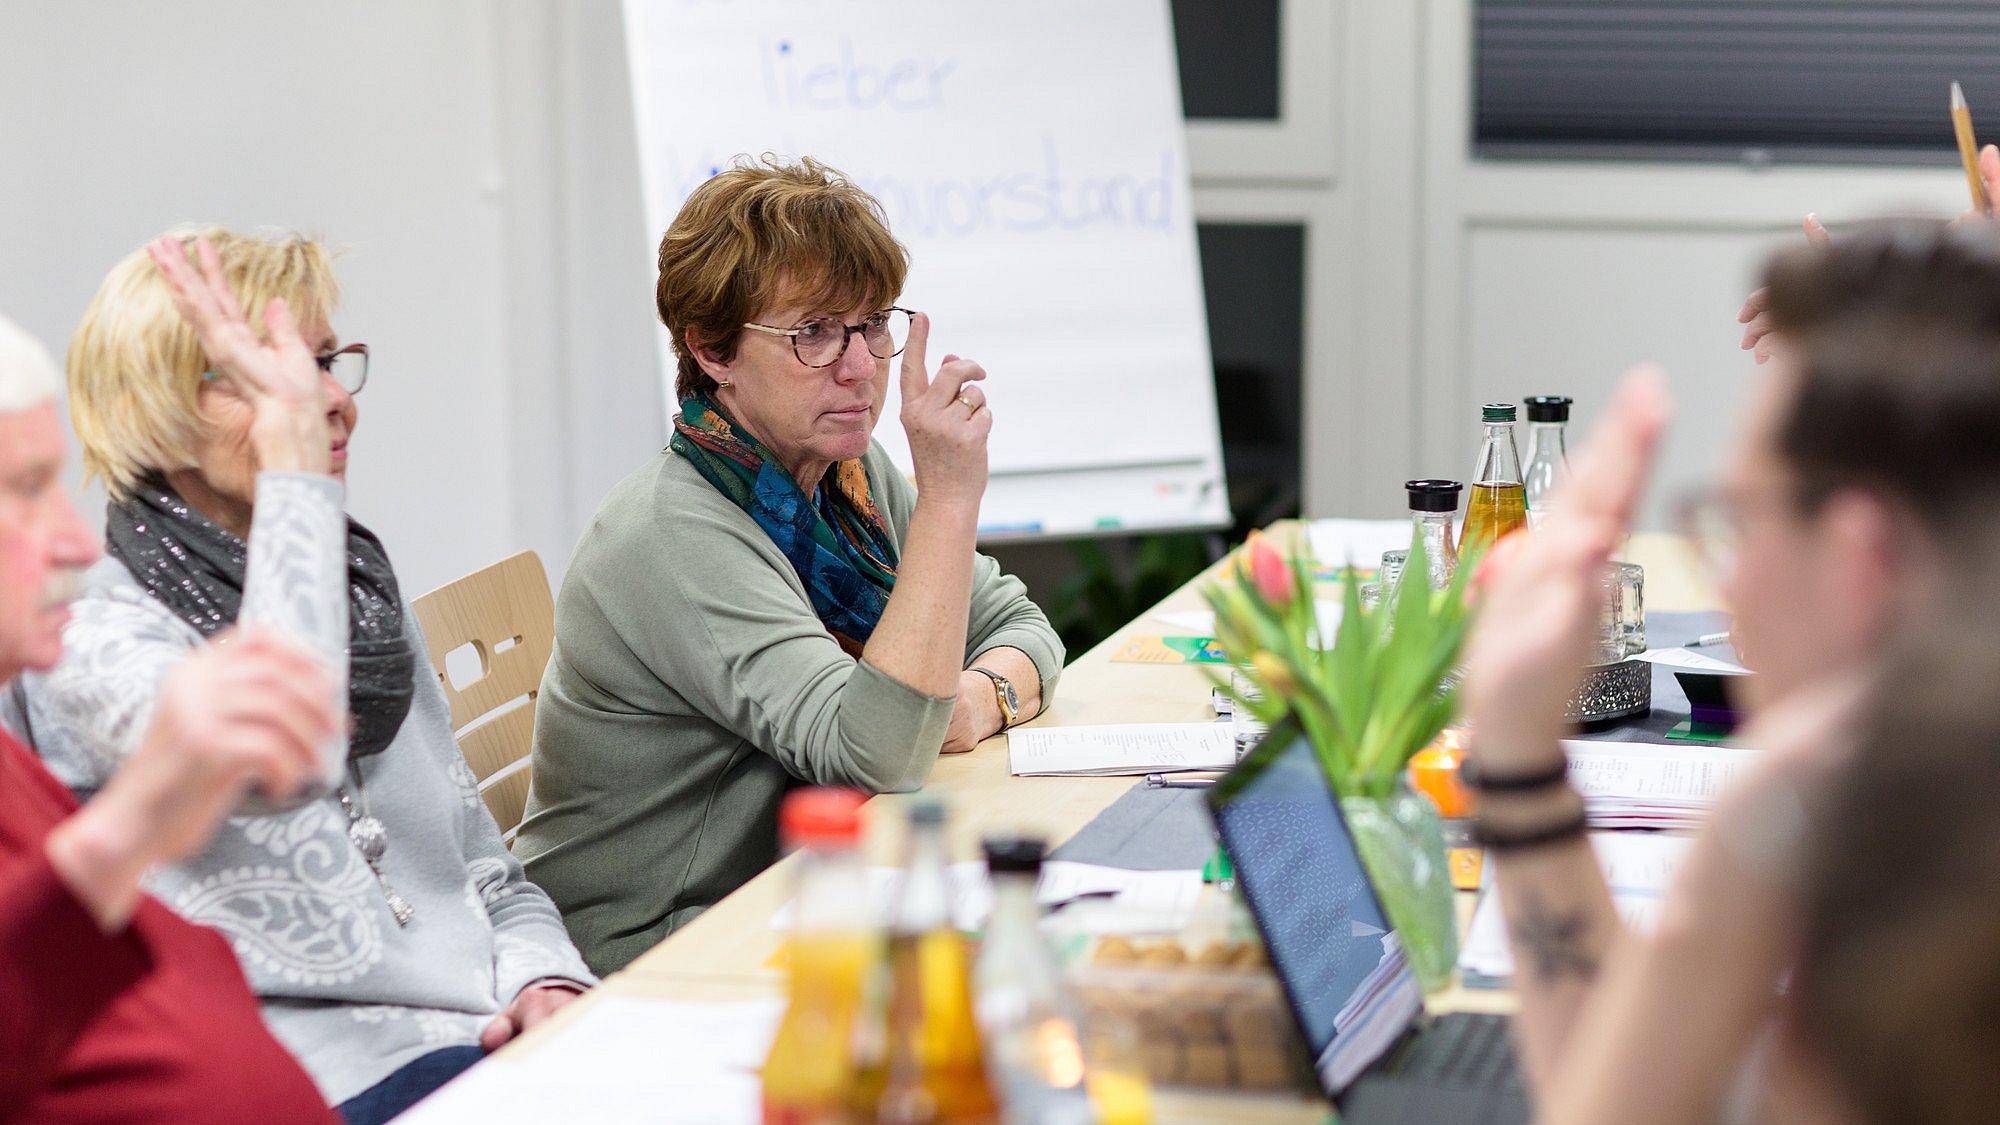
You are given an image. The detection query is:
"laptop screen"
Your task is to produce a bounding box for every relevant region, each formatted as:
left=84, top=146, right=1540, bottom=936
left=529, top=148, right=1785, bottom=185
left=1209, top=731, right=1425, bottom=1094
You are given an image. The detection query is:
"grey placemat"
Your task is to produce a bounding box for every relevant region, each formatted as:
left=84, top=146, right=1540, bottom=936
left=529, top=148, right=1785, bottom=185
left=1051, top=610, right=1736, bottom=870
left=1049, top=786, right=1216, bottom=870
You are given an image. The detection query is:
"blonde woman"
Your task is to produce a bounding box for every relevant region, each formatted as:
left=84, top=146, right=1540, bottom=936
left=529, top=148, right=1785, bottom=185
left=8, top=231, right=593, bottom=1123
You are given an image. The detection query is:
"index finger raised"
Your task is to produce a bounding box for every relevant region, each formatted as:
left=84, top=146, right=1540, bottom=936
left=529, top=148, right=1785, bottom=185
left=898, top=311, right=931, bottom=404
left=1546, top=366, right=1671, bottom=537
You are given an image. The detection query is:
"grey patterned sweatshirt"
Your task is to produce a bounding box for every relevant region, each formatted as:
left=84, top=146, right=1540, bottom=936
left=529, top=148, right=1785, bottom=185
left=0, top=473, right=594, bottom=1105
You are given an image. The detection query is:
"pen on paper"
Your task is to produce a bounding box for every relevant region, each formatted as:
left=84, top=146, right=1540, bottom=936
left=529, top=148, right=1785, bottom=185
left=1145, top=773, right=1217, bottom=789
left=1685, top=631, right=1731, bottom=648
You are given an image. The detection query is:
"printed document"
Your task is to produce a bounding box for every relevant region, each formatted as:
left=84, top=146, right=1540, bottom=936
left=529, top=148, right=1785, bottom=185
left=1008, top=722, right=1237, bottom=776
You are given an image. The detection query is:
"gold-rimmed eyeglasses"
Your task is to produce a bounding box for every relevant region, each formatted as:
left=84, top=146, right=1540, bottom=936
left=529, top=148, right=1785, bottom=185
left=742, top=308, right=914, bottom=369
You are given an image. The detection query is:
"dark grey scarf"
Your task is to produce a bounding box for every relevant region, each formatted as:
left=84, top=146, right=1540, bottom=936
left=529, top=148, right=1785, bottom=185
left=104, top=476, right=415, bottom=760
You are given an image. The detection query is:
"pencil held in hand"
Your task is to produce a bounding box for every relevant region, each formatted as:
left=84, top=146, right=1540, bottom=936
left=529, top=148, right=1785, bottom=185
left=1952, top=81, right=1992, bottom=216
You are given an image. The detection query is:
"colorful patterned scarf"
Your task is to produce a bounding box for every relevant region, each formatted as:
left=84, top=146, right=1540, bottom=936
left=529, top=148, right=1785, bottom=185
left=670, top=394, right=899, bottom=656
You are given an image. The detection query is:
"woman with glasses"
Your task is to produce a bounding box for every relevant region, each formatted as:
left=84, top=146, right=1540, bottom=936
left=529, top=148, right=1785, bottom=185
left=10, top=230, right=594, bottom=1123
left=515, top=157, right=1063, bottom=974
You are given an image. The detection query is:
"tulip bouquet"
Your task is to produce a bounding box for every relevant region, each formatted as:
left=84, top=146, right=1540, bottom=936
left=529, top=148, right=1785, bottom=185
left=1203, top=529, right=1480, bottom=799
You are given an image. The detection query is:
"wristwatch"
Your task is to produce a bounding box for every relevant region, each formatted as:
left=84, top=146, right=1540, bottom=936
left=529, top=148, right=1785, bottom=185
left=969, top=666, right=1020, bottom=729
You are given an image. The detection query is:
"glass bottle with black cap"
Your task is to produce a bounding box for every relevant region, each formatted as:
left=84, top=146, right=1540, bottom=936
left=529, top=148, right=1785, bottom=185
left=972, top=836, right=1094, bottom=1125
left=1402, top=479, right=1463, bottom=591
left=1522, top=395, right=1573, bottom=527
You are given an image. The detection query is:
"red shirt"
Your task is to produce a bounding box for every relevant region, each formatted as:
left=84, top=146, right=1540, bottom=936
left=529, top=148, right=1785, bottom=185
left=0, top=730, right=334, bottom=1124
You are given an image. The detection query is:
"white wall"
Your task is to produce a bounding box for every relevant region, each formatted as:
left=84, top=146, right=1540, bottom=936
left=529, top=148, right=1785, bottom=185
left=0, top=0, right=661, bottom=594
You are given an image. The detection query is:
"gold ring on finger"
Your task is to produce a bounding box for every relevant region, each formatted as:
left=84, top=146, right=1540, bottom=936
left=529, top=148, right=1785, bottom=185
left=958, top=392, right=978, bottom=415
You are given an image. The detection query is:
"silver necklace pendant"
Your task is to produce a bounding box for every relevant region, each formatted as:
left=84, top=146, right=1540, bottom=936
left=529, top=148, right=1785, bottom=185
left=381, top=884, right=416, bottom=927
left=340, top=785, right=413, bottom=927
left=347, top=813, right=389, bottom=864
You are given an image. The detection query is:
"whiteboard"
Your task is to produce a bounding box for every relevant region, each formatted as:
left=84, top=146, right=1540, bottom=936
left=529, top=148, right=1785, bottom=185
left=621, top=0, right=1230, bottom=540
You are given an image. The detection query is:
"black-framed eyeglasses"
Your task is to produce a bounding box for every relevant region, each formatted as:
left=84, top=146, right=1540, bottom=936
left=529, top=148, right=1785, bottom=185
left=317, top=342, right=369, bottom=395
left=201, top=342, right=369, bottom=395
left=742, top=307, right=914, bottom=369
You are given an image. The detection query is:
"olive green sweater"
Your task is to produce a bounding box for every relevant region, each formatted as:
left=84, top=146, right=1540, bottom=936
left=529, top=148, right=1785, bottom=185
left=517, top=441, right=1063, bottom=974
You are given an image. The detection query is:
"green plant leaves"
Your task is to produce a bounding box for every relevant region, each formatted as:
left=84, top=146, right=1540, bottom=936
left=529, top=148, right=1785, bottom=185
left=1205, top=527, right=1484, bottom=798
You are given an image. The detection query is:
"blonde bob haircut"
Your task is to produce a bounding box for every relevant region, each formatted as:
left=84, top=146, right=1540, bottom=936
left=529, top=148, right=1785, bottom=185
left=67, top=227, right=339, bottom=500
left=656, top=155, right=909, bottom=399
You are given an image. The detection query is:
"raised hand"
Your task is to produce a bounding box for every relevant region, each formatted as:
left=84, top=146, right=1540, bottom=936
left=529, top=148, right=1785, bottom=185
left=146, top=236, right=330, bottom=474
left=1737, top=214, right=1831, bottom=365
left=1462, top=368, right=1671, bottom=767
left=44, top=629, right=339, bottom=930
left=897, top=312, right=991, bottom=510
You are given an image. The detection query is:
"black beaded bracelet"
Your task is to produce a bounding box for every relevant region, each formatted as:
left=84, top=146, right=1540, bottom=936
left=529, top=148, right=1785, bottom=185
left=1460, top=755, right=1571, bottom=794
left=1471, top=808, right=1590, bottom=851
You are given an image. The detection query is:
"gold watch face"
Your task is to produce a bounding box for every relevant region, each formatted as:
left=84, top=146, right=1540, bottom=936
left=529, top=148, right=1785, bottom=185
left=995, top=678, right=1019, bottom=723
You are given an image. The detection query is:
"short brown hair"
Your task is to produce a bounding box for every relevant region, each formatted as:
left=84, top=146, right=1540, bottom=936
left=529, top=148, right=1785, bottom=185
left=654, top=156, right=909, bottom=400
left=1762, top=219, right=2000, bottom=535
left=68, top=227, right=339, bottom=499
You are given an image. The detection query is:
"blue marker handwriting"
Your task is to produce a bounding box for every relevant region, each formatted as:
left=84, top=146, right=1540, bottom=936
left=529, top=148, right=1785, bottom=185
left=763, top=37, right=956, bottom=112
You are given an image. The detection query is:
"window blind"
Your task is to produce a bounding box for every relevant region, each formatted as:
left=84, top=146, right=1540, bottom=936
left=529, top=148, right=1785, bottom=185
left=1476, top=1, right=2000, bottom=163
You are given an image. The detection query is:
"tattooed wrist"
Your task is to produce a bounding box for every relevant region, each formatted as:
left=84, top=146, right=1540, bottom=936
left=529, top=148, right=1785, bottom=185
left=1513, top=887, right=1602, bottom=984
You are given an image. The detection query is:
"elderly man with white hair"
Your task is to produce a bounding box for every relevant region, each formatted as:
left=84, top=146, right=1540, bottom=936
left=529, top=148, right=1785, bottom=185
left=0, top=314, right=340, bottom=1122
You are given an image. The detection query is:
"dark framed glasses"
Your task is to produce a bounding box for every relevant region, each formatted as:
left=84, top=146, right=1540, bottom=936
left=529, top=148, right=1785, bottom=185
left=317, top=342, right=369, bottom=395
left=201, top=341, right=370, bottom=396
left=742, top=307, right=914, bottom=369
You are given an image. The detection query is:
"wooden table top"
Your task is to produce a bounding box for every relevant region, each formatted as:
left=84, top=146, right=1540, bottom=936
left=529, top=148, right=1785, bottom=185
left=491, top=526, right=1716, bottom=1122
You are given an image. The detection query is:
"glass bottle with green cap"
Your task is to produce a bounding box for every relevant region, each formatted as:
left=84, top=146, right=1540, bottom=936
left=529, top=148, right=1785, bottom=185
left=1463, top=402, right=1527, bottom=553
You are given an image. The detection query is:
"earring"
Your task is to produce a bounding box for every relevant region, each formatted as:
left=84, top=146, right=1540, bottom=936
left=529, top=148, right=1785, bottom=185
left=716, top=379, right=733, bottom=389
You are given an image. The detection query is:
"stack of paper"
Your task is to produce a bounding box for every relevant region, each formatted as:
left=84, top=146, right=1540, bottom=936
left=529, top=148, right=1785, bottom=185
left=769, top=860, right=1203, bottom=936
left=1007, top=723, right=1237, bottom=777
left=1563, top=740, right=1756, bottom=830
left=1633, top=647, right=1749, bottom=675
left=1322, top=936, right=1424, bottom=1092
left=1305, top=518, right=1413, bottom=570
left=1458, top=833, right=1694, bottom=986
left=402, top=995, right=783, bottom=1122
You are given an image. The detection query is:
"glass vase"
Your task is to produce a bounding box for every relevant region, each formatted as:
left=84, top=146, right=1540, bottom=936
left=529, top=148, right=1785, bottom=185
left=1340, top=786, right=1458, bottom=995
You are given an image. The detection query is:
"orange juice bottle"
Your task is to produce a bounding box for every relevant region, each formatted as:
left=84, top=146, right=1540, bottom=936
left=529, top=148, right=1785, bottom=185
left=1409, top=730, right=1482, bottom=891
left=763, top=788, right=876, bottom=1124
left=1462, top=403, right=1528, bottom=555
left=852, top=800, right=998, bottom=1124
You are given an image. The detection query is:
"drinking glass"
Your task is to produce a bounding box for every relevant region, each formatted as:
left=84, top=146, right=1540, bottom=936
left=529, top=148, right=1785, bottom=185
left=1598, top=562, right=1646, bottom=662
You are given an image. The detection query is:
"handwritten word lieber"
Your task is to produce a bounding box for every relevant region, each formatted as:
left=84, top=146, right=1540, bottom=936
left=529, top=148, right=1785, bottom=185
left=763, top=37, right=957, bottom=112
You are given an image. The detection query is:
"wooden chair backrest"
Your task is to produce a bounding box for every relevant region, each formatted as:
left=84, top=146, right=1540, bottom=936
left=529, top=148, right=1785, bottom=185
left=410, top=550, right=555, bottom=845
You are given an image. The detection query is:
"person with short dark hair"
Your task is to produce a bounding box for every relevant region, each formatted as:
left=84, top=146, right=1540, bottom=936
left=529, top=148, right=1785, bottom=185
left=1460, top=219, right=2000, bottom=1121
left=517, top=157, right=1063, bottom=974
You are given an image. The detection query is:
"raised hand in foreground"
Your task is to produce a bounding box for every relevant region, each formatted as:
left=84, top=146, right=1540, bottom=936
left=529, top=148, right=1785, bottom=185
left=43, top=629, right=339, bottom=931
left=1462, top=367, right=1673, bottom=769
